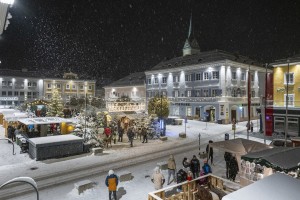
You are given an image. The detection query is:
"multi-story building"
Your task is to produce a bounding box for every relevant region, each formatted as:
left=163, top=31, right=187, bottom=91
left=145, top=24, right=267, bottom=124
left=103, top=72, right=146, bottom=113
left=270, top=55, right=300, bottom=136
left=0, top=69, right=96, bottom=106
left=43, top=72, right=96, bottom=102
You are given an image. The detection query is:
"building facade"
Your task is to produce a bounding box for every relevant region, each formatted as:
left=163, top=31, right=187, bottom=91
left=271, top=55, right=300, bottom=136
left=0, top=69, right=96, bottom=107
left=103, top=72, right=146, bottom=113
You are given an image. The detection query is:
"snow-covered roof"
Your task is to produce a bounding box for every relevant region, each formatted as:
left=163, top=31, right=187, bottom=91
left=0, top=109, right=20, bottom=115
left=103, top=71, right=145, bottom=88
left=28, top=135, right=83, bottom=145
left=18, top=117, right=74, bottom=125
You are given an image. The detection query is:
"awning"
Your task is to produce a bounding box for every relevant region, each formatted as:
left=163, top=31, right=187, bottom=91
left=18, top=117, right=74, bottom=125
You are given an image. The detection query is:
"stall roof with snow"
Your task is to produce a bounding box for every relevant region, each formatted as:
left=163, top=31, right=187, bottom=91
left=18, top=117, right=74, bottom=125
left=222, top=173, right=300, bottom=200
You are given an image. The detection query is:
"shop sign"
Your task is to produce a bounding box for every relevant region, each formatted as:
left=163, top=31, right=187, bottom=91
left=0, top=97, right=18, bottom=101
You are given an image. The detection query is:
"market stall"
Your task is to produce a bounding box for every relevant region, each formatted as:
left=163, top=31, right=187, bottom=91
left=222, top=173, right=300, bottom=200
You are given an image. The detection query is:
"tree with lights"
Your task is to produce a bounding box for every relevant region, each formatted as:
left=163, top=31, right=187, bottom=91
left=148, top=95, right=170, bottom=136
left=47, top=88, right=64, bottom=117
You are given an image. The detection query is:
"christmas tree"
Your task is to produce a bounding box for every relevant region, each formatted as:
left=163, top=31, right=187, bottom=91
left=47, top=88, right=64, bottom=117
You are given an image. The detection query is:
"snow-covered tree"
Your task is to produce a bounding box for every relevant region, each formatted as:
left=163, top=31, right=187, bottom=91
left=47, top=88, right=64, bottom=117
left=148, top=95, right=170, bottom=118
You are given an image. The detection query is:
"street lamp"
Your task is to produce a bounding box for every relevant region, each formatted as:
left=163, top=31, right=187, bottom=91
left=84, top=85, right=87, bottom=141
left=0, top=177, right=39, bottom=200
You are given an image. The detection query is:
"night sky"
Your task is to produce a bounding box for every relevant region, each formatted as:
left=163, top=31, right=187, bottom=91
left=0, top=0, right=299, bottom=84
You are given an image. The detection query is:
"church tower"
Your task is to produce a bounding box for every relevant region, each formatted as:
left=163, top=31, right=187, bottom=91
left=182, top=14, right=200, bottom=56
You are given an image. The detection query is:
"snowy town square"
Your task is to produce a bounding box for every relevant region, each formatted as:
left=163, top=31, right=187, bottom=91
left=1, top=0, right=300, bottom=200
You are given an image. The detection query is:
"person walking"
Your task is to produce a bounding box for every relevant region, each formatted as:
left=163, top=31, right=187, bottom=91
left=190, top=155, right=200, bottom=178
left=127, top=127, right=134, bottom=147
left=151, top=167, right=165, bottom=190
left=224, top=152, right=232, bottom=179
left=118, top=127, right=123, bottom=142
left=250, top=121, right=254, bottom=133
left=105, top=170, right=119, bottom=200
left=141, top=126, right=148, bottom=143
left=167, top=155, right=176, bottom=185
left=206, top=140, right=214, bottom=165
left=228, top=155, right=239, bottom=182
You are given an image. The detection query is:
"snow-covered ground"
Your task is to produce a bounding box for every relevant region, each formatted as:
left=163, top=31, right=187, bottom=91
left=0, top=119, right=270, bottom=200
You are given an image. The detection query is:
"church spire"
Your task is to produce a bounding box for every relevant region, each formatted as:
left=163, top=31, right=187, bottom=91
left=183, top=12, right=200, bottom=56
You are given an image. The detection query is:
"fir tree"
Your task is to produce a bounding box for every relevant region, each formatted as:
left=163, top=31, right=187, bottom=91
left=47, top=88, right=64, bottom=117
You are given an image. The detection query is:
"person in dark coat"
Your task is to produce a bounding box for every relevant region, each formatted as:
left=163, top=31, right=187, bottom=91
left=118, top=127, right=123, bottom=142
left=182, top=157, right=191, bottom=171
left=176, top=168, right=187, bottom=190
left=141, top=127, right=148, bottom=143
left=190, top=155, right=200, bottom=178
left=206, top=140, right=214, bottom=165
left=228, top=155, right=239, bottom=182
left=105, top=170, right=119, bottom=200
left=127, top=127, right=134, bottom=147
left=224, top=152, right=232, bottom=179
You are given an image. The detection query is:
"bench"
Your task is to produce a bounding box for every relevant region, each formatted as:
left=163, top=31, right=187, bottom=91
left=160, top=136, right=168, bottom=141
left=92, top=147, right=103, bottom=155
left=74, top=180, right=94, bottom=195
left=157, top=161, right=168, bottom=170
left=179, top=132, right=186, bottom=138
left=119, top=171, right=132, bottom=182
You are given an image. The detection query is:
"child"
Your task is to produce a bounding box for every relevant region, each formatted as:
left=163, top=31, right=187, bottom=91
left=187, top=171, right=193, bottom=181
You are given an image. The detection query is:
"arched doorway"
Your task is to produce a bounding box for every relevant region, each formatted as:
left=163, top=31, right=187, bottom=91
left=230, top=105, right=238, bottom=123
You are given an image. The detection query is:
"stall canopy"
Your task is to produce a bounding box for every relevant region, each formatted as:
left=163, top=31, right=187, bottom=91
left=242, top=147, right=300, bottom=172
left=222, top=173, right=300, bottom=200
left=209, top=138, right=271, bottom=155
left=18, top=117, right=74, bottom=125
left=209, top=138, right=271, bottom=170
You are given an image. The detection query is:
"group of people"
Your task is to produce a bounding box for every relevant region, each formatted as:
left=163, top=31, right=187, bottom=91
left=103, top=124, right=149, bottom=148
left=224, top=152, right=239, bottom=181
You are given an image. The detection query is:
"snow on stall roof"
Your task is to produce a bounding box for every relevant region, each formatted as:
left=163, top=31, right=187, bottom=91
left=18, top=117, right=74, bottom=125
left=29, top=135, right=83, bottom=145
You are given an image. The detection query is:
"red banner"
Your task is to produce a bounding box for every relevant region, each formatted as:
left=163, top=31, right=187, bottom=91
left=265, top=72, right=273, bottom=136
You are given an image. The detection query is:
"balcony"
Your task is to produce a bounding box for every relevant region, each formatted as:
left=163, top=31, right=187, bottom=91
left=148, top=174, right=240, bottom=200
left=106, top=101, right=146, bottom=112
left=168, top=97, right=260, bottom=103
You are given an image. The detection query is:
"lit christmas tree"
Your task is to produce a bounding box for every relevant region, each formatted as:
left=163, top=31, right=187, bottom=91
left=47, top=88, right=64, bottom=117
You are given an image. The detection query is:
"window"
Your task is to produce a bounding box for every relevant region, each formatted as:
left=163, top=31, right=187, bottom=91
left=186, top=107, right=192, bottom=116
left=196, top=73, right=203, bottom=81
left=284, top=94, right=294, bottom=107
left=251, top=90, right=255, bottom=98
left=162, top=91, right=166, bottom=96
left=195, top=90, right=201, bottom=97
left=72, top=85, right=76, bottom=90
left=154, top=78, right=158, bottom=84
left=27, top=92, right=32, bottom=98
left=89, top=85, right=92, bottom=90
left=173, top=75, right=179, bottom=82
left=232, top=89, right=237, bottom=97
left=56, top=84, right=61, bottom=89
left=8, top=91, right=12, bottom=96
left=232, top=72, right=237, bottom=80
left=204, top=72, right=209, bottom=80
left=174, top=90, right=179, bottom=97
left=20, top=92, right=24, bottom=96
left=185, top=74, right=192, bottom=82
left=203, top=89, right=209, bottom=97
left=212, top=71, right=219, bottom=79
left=187, top=90, right=192, bottom=97
left=2, top=91, right=6, bottom=96
left=79, top=85, right=84, bottom=90
left=2, top=81, right=7, bottom=86
left=32, top=82, right=37, bottom=87
left=14, top=91, right=19, bottom=96
left=285, top=73, right=294, bottom=84
left=241, top=90, right=246, bottom=97
left=66, top=84, right=70, bottom=89
left=33, top=92, right=38, bottom=98
left=147, top=78, right=151, bottom=85
left=28, top=82, right=32, bottom=87
left=212, top=89, right=218, bottom=97
left=241, top=73, right=245, bottom=81
left=47, top=83, right=52, bottom=89
left=162, top=77, right=167, bottom=84
left=8, top=81, right=12, bottom=86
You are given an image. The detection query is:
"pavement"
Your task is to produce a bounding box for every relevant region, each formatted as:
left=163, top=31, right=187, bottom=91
left=0, top=119, right=272, bottom=199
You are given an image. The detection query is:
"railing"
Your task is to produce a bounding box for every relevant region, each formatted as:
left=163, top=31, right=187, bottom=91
left=148, top=174, right=240, bottom=200
left=168, top=97, right=260, bottom=103
left=106, top=101, right=146, bottom=112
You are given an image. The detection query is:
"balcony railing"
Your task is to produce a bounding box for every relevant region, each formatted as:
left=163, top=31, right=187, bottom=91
left=167, top=96, right=260, bottom=103
left=106, top=101, right=146, bottom=112
left=148, top=174, right=240, bottom=200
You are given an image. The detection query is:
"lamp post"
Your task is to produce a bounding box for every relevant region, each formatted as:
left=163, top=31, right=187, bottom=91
left=284, top=59, right=290, bottom=147
left=0, top=138, right=16, bottom=155
left=84, top=85, right=87, bottom=141
left=0, top=177, right=39, bottom=200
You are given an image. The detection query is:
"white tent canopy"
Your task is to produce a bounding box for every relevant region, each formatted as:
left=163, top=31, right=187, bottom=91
left=18, top=117, right=74, bottom=125
left=223, top=173, right=300, bottom=200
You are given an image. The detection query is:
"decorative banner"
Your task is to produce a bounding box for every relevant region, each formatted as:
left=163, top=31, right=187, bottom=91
left=0, top=97, right=18, bottom=101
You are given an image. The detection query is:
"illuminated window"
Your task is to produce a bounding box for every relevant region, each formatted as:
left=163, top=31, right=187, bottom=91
left=187, top=90, right=192, bottom=97
left=212, top=71, right=219, bottom=79
left=284, top=94, right=294, bottom=107
left=185, top=74, right=192, bottom=82
left=173, top=75, right=179, bottom=82
left=285, top=73, right=294, bottom=84
left=89, top=85, right=92, bottom=90
left=66, top=84, right=70, bottom=89
left=47, top=83, right=52, bottom=89
left=204, top=72, right=209, bottom=80
left=196, top=73, right=203, bottom=81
